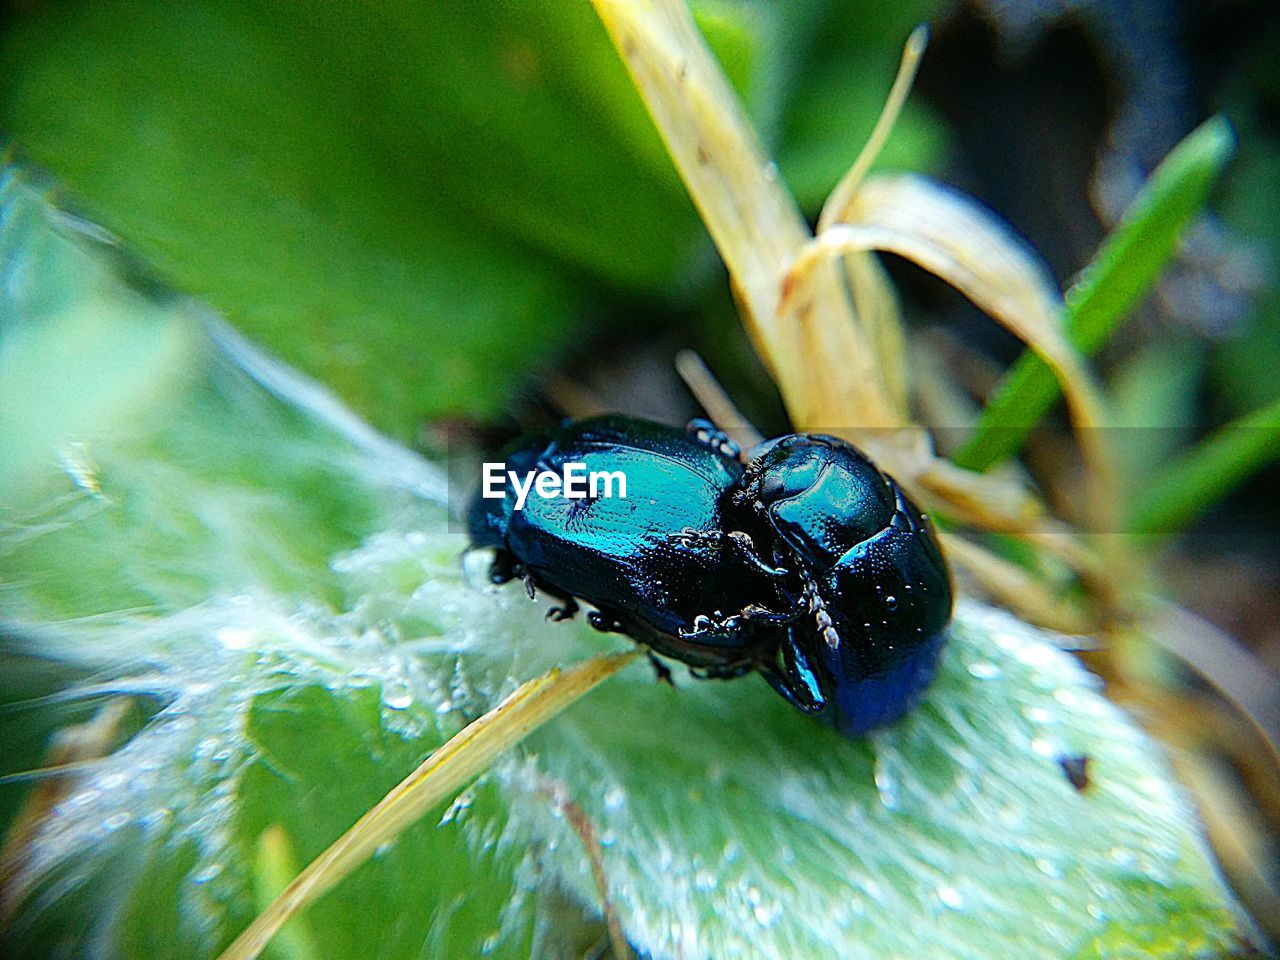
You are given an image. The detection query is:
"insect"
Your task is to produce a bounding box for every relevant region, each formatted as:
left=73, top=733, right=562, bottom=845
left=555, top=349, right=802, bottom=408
left=469, top=415, right=794, bottom=677
left=470, top=416, right=953, bottom=734
left=736, top=434, right=953, bottom=734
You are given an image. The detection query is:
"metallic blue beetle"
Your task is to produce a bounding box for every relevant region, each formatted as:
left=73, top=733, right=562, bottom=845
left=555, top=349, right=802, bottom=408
left=469, top=416, right=952, bottom=734
left=737, top=434, right=952, bottom=733
left=469, top=416, right=794, bottom=678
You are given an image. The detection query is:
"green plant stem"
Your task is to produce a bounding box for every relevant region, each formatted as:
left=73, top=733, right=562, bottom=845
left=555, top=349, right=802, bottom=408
left=1128, top=397, right=1280, bottom=534
left=952, top=116, right=1236, bottom=472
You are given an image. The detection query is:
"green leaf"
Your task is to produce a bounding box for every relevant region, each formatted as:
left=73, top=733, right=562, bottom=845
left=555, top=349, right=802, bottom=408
left=0, top=171, right=427, bottom=620
left=1107, top=339, right=1204, bottom=502
left=0, top=168, right=544, bottom=959
left=0, top=166, right=1250, bottom=960
left=1209, top=110, right=1280, bottom=416
left=1127, top=396, right=1280, bottom=535
left=953, top=116, right=1236, bottom=472
left=235, top=684, right=536, bottom=960
left=0, top=0, right=831, bottom=435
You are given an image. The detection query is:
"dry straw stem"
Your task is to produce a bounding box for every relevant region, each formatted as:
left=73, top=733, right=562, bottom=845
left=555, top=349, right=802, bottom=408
left=591, top=0, right=1117, bottom=612
left=675, top=347, right=1104, bottom=617
left=217, top=650, right=639, bottom=960
left=674, top=348, right=762, bottom=449
left=940, top=533, right=1094, bottom=635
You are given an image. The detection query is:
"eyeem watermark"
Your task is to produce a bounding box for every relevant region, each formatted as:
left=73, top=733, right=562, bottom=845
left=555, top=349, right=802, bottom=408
left=482, top=462, right=627, bottom=511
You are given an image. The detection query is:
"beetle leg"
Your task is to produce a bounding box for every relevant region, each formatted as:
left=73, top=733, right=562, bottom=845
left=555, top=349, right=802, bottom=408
left=725, top=530, right=789, bottom=577
left=522, top=572, right=537, bottom=601
left=647, top=652, right=676, bottom=687
left=689, top=661, right=753, bottom=681
left=669, top=528, right=788, bottom=578
left=679, top=602, right=795, bottom=641
left=685, top=418, right=742, bottom=462
left=545, top=595, right=580, bottom=622
left=487, top=550, right=521, bottom=586
left=587, top=610, right=624, bottom=634
left=760, top=638, right=829, bottom=715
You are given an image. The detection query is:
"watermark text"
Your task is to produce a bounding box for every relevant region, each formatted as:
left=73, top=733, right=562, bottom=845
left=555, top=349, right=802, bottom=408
left=482, top=462, right=627, bottom=510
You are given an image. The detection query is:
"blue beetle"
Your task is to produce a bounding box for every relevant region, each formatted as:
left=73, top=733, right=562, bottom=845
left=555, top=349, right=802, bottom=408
left=469, top=416, right=795, bottom=678
left=737, top=434, right=952, bottom=734
left=469, top=417, right=952, bottom=734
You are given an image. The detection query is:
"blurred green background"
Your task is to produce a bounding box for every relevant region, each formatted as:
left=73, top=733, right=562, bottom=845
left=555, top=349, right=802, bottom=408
left=3, top=0, right=1274, bottom=654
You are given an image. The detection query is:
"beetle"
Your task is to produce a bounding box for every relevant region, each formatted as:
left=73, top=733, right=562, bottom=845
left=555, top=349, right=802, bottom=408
left=469, top=416, right=952, bottom=734
left=469, top=415, right=795, bottom=678
left=737, top=434, right=953, bottom=734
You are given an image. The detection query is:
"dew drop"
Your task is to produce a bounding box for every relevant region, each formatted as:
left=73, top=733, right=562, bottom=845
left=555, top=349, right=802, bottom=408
left=65, top=789, right=101, bottom=811
left=885, top=595, right=898, bottom=610
left=967, top=661, right=1002, bottom=680
left=936, top=885, right=965, bottom=910
left=191, top=863, right=223, bottom=885
left=1108, top=846, right=1137, bottom=868
left=383, top=683, right=413, bottom=710
left=1053, top=688, right=1080, bottom=707
left=873, top=761, right=899, bottom=810
left=440, top=786, right=475, bottom=825
left=1031, top=737, right=1056, bottom=757
left=1023, top=706, right=1056, bottom=725
left=215, top=626, right=253, bottom=651
left=753, top=900, right=782, bottom=927
left=721, top=839, right=741, bottom=865
left=1035, top=857, right=1062, bottom=878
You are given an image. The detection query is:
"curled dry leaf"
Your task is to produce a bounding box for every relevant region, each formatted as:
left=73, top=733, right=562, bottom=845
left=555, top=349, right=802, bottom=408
left=809, top=174, right=1117, bottom=536
left=589, top=0, right=1115, bottom=623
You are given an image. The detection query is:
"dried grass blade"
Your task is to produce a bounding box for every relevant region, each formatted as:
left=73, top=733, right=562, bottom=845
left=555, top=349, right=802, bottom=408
left=802, top=173, right=1117, bottom=533
left=589, top=0, right=809, bottom=365
left=216, top=651, right=639, bottom=960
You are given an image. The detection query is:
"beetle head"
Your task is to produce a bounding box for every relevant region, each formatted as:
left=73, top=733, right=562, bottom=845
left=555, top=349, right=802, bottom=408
left=741, top=434, right=898, bottom=569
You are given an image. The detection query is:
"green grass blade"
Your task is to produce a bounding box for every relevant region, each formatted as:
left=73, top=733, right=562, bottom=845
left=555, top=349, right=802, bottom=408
left=1128, top=396, right=1280, bottom=534
left=952, top=116, right=1236, bottom=472
left=253, top=826, right=318, bottom=960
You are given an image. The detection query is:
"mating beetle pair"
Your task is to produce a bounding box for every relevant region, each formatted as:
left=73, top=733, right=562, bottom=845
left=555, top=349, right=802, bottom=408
left=468, top=416, right=952, bottom=735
